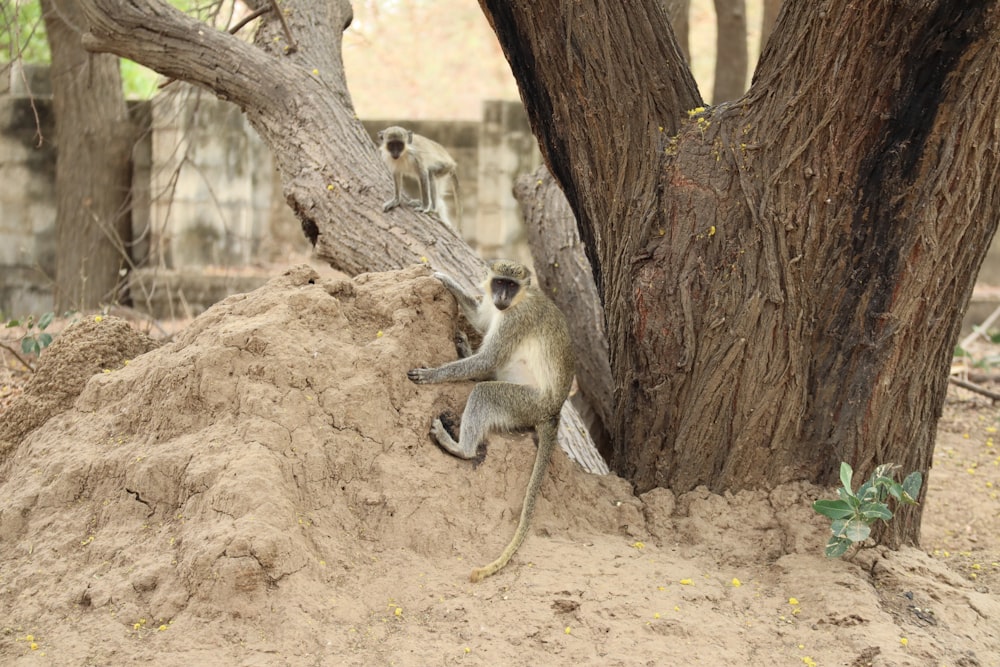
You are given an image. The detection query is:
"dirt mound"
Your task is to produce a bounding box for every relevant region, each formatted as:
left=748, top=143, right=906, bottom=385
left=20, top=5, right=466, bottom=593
left=1, top=265, right=997, bottom=665
left=0, top=316, right=157, bottom=447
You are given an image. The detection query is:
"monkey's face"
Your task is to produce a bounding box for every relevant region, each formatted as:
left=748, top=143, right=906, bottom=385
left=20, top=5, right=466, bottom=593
left=490, top=278, right=522, bottom=311
left=385, top=140, right=407, bottom=159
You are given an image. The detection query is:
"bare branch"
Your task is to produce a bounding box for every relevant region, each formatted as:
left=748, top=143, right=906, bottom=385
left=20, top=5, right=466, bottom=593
left=78, top=0, right=292, bottom=109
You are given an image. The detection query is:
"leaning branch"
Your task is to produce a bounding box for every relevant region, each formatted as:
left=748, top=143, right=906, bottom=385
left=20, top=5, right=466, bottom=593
left=78, top=0, right=290, bottom=109
left=0, top=342, right=35, bottom=373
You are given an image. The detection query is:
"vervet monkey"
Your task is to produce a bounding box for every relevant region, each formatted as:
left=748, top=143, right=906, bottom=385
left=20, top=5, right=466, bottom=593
left=407, top=260, right=574, bottom=582
left=378, top=125, right=462, bottom=229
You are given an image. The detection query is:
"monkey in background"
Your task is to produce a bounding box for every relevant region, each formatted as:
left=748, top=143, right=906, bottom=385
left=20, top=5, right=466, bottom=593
left=378, top=126, right=462, bottom=230
left=407, top=260, right=574, bottom=582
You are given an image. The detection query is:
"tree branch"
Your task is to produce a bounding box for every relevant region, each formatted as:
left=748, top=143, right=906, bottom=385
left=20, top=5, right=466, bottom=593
left=78, top=0, right=289, bottom=110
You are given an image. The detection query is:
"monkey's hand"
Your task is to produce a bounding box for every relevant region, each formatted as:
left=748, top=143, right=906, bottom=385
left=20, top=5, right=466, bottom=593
left=407, top=367, right=440, bottom=384
left=432, top=272, right=465, bottom=296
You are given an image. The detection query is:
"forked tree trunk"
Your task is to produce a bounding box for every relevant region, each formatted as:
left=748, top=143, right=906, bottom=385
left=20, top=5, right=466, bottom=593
left=42, top=0, right=134, bottom=311
left=481, top=0, right=1000, bottom=547
left=79, top=0, right=1000, bottom=550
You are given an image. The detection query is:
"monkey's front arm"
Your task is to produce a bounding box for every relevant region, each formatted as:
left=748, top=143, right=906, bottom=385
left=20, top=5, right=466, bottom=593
left=433, top=272, right=484, bottom=328
left=407, top=345, right=498, bottom=385
left=383, top=171, right=408, bottom=212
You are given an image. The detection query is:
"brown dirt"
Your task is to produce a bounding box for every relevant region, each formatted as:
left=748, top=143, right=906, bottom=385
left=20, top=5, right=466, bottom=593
left=1, top=265, right=997, bottom=666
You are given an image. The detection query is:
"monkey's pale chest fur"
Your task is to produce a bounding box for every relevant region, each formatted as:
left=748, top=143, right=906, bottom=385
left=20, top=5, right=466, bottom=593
left=382, top=149, right=419, bottom=175
left=479, top=300, right=555, bottom=392
left=495, top=336, right=548, bottom=388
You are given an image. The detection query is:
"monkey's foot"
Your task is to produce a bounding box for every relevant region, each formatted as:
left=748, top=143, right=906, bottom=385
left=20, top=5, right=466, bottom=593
left=383, top=199, right=400, bottom=212
left=454, top=331, right=473, bottom=358
left=430, top=413, right=485, bottom=464
left=436, top=411, right=460, bottom=441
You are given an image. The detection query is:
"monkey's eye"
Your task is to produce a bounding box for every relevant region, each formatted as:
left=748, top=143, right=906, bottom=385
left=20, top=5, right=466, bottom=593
left=491, top=278, right=517, bottom=293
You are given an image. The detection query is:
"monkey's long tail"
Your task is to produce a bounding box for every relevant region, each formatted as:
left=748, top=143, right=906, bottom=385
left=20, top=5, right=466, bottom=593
left=469, top=416, right=559, bottom=583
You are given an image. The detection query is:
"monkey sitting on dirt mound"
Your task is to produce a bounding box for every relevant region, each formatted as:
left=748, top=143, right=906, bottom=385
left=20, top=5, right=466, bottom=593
left=408, top=260, right=574, bottom=581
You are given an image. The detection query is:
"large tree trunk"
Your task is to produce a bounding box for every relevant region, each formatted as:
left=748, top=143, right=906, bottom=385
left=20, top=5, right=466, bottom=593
left=481, top=0, right=1000, bottom=548
left=42, top=0, right=133, bottom=311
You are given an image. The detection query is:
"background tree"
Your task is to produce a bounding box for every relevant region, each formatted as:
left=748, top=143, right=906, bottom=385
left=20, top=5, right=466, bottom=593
left=76, top=0, right=1000, bottom=550
left=41, top=0, right=133, bottom=311
left=711, top=0, right=747, bottom=102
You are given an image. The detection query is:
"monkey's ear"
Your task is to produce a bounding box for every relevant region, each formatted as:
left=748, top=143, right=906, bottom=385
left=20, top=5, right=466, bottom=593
left=407, top=131, right=413, bottom=143
left=377, top=131, right=384, bottom=141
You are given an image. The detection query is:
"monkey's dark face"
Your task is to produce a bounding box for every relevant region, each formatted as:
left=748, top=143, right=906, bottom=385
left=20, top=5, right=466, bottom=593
left=491, top=278, right=522, bottom=311
left=386, top=140, right=406, bottom=159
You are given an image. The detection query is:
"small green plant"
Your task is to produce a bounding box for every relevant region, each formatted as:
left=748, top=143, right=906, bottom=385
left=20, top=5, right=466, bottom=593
left=6, top=311, right=56, bottom=356
left=813, top=462, right=923, bottom=558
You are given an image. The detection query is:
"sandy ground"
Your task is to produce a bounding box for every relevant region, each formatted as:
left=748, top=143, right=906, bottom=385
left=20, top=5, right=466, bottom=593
left=0, top=265, right=997, bottom=666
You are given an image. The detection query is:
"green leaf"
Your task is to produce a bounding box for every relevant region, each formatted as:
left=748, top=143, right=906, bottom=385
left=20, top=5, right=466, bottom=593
left=38, top=311, right=54, bottom=329
left=844, top=519, right=871, bottom=543
left=830, top=518, right=850, bottom=536
left=21, top=337, right=36, bottom=355
left=37, top=332, right=52, bottom=349
left=856, top=480, right=875, bottom=502
left=902, top=471, right=923, bottom=502
left=859, top=502, right=892, bottom=521
left=839, top=462, right=854, bottom=493
left=873, top=475, right=896, bottom=490
left=825, top=536, right=853, bottom=558
left=886, top=484, right=903, bottom=502
left=5, top=319, right=19, bottom=328
left=813, top=499, right=855, bottom=520
left=837, top=487, right=861, bottom=508
left=954, top=345, right=970, bottom=357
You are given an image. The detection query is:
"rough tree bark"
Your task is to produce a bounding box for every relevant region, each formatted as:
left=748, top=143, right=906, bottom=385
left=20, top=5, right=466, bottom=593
left=480, top=0, right=1000, bottom=547
left=41, top=0, right=133, bottom=311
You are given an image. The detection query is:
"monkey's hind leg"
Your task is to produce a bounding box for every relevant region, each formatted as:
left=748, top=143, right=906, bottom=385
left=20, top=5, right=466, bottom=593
left=429, top=382, right=535, bottom=460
